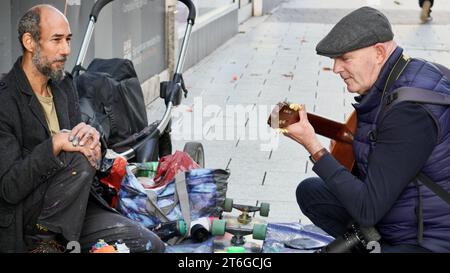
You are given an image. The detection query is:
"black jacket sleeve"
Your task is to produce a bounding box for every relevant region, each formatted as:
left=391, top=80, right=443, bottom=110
left=0, top=113, right=65, bottom=205
left=312, top=102, right=437, bottom=227
left=0, top=73, right=75, bottom=205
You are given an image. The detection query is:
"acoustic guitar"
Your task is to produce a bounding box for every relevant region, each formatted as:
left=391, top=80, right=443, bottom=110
left=267, top=102, right=357, bottom=171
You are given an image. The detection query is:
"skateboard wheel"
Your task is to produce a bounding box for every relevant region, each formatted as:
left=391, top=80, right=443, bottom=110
left=211, top=219, right=226, bottom=236
left=223, top=198, right=233, bottom=212
left=259, top=202, right=270, bottom=217
left=227, top=246, right=245, bottom=253
left=252, top=223, right=267, bottom=240
left=177, top=219, right=188, bottom=236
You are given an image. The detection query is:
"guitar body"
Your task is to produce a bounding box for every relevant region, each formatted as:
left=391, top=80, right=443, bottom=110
left=268, top=102, right=357, bottom=171
left=327, top=111, right=356, bottom=171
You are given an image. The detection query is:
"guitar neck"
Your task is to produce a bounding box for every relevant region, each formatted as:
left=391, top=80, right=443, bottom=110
left=307, top=113, right=354, bottom=144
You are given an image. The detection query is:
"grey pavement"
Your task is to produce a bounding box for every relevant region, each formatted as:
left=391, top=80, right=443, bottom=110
left=147, top=0, right=450, bottom=225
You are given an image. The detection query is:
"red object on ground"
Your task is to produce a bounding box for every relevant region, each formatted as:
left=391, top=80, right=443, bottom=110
left=100, top=156, right=128, bottom=207
left=152, top=151, right=200, bottom=189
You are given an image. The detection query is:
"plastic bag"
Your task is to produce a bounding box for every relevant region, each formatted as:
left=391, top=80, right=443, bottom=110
left=117, top=152, right=229, bottom=230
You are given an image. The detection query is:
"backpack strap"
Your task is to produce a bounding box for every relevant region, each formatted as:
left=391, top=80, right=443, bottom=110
left=144, top=173, right=192, bottom=226
left=378, top=58, right=450, bottom=122
left=174, top=172, right=191, bottom=230
left=415, top=172, right=450, bottom=245
left=145, top=190, right=172, bottom=222
left=417, top=173, right=450, bottom=205
left=378, top=86, right=450, bottom=123
left=167, top=172, right=191, bottom=245
left=144, top=172, right=192, bottom=245
left=413, top=179, right=424, bottom=244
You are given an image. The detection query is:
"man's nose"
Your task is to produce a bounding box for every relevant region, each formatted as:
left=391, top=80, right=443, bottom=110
left=332, top=58, right=343, bottom=74
left=60, top=40, right=71, bottom=56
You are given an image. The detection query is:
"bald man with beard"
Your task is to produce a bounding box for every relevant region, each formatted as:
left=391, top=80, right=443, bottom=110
left=0, top=5, right=165, bottom=253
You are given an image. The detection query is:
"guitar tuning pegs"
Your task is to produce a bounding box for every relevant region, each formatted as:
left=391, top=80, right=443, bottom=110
left=289, top=103, right=303, bottom=111
left=276, top=128, right=289, bottom=134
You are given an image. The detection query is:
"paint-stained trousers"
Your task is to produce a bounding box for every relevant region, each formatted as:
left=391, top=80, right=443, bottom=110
left=23, top=152, right=165, bottom=253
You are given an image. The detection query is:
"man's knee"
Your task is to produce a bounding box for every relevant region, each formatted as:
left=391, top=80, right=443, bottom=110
left=61, top=152, right=95, bottom=175
left=296, top=177, right=325, bottom=212
left=50, top=152, right=95, bottom=192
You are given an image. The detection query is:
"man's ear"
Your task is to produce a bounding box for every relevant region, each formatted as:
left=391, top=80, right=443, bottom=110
left=22, top=33, right=36, bottom=53
left=373, top=43, right=387, bottom=65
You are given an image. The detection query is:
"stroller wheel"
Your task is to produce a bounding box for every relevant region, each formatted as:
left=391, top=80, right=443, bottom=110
left=183, top=142, right=205, bottom=168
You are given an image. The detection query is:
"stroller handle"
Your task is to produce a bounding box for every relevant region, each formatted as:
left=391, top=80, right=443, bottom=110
left=91, top=0, right=114, bottom=22
left=179, top=0, right=196, bottom=24
left=74, top=0, right=113, bottom=70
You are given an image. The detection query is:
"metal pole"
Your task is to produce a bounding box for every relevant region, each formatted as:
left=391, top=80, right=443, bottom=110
left=119, top=148, right=135, bottom=160
left=75, top=19, right=95, bottom=67
left=175, top=23, right=193, bottom=75
left=157, top=101, right=174, bottom=133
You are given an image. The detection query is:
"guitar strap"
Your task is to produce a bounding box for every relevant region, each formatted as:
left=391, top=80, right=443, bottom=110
left=382, top=53, right=411, bottom=96
left=368, top=54, right=410, bottom=142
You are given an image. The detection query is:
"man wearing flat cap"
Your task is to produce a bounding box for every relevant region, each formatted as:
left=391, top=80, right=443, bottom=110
left=285, top=7, right=450, bottom=252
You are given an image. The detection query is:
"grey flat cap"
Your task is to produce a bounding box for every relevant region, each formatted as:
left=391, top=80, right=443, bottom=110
left=316, top=6, right=393, bottom=58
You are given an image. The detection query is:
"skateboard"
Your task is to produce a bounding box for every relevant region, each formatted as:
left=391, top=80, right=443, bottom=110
left=222, top=198, right=270, bottom=225
left=211, top=199, right=270, bottom=253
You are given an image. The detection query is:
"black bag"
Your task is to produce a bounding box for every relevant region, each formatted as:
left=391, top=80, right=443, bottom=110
left=74, top=58, right=148, bottom=147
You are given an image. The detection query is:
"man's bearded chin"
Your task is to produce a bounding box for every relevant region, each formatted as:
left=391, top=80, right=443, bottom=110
left=32, top=48, right=66, bottom=82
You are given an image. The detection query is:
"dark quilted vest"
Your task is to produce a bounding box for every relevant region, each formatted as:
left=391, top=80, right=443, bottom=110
left=352, top=47, right=450, bottom=252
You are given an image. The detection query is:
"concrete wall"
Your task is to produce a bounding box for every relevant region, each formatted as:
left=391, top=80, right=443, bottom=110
left=238, top=0, right=252, bottom=24
left=263, top=0, right=285, bottom=14
left=177, top=4, right=238, bottom=72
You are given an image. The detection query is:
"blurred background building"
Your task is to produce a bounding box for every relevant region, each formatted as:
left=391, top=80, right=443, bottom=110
left=0, top=0, right=284, bottom=106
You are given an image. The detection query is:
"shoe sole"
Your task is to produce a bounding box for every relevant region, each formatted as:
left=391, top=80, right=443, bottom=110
left=420, top=1, right=431, bottom=23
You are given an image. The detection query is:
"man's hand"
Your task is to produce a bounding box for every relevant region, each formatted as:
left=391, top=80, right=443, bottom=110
left=284, top=104, right=324, bottom=155
left=52, top=124, right=102, bottom=169
left=69, top=122, right=101, bottom=150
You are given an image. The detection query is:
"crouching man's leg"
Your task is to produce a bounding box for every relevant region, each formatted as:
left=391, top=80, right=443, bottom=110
left=79, top=200, right=166, bottom=253
left=24, top=152, right=95, bottom=252
left=296, top=177, right=352, bottom=238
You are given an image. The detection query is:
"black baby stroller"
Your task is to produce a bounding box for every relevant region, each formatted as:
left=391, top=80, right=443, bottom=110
left=72, top=0, right=204, bottom=168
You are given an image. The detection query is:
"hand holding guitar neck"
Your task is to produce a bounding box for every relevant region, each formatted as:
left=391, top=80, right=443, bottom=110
left=268, top=102, right=324, bottom=155
left=267, top=101, right=357, bottom=171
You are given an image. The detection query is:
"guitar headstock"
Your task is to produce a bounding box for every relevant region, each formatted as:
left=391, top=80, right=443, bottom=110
left=267, top=101, right=300, bottom=129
